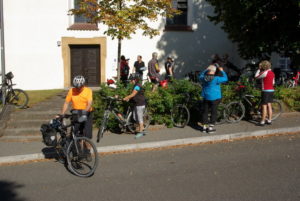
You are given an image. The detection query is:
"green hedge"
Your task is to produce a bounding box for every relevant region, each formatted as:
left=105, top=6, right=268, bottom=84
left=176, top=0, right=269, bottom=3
left=93, top=79, right=300, bottom=129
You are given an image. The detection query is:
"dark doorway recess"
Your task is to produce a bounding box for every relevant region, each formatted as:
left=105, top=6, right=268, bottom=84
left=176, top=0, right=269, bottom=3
left=70, top=45, right=100, bottom=86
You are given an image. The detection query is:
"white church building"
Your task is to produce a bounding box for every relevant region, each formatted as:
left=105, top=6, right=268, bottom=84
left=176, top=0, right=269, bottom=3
left=1, top=0, right=258, bottom=90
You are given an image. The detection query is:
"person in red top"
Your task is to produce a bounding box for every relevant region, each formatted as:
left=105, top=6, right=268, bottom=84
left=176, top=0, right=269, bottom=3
left=255, top=60, right=275, bottom=126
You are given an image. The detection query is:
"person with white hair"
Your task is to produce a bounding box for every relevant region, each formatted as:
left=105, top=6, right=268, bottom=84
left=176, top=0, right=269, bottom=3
left=198, top=65, right=228, bottom=133
left=148, top=52, right=160, bottom=91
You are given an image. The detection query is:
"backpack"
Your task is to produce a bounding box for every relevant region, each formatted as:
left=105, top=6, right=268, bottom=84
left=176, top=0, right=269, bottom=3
left=121, top=64, right=130, bottom=76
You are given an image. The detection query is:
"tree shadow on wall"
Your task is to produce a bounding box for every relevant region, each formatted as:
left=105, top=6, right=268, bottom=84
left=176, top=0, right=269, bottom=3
left=0, top=181, right=26, bottom=201
left=157, top=0, right=239, bottom=78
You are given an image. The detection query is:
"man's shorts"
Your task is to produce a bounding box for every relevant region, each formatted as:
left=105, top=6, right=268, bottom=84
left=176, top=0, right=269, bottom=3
left=261, top=91, right=274, bottom=104
left=75, top=112, right=93, bottom=139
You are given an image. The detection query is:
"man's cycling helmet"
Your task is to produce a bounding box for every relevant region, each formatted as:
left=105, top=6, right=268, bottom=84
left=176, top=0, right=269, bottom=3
left=73, top=75, right=85, bottom=88
left=128, top=73, right=140, bottom=81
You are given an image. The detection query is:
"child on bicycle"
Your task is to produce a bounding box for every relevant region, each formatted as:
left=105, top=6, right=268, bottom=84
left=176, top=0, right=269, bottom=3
left=123, top=73, right=146, bottom=139
left=199, top=65, right=228, bottom=133
left=255, top=60, right=275, bottom=126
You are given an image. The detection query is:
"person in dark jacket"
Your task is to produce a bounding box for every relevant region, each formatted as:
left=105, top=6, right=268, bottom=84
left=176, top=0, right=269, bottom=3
left=123, top=73, right=146, bottom=139
left=199, top=65, right=228, bottom=133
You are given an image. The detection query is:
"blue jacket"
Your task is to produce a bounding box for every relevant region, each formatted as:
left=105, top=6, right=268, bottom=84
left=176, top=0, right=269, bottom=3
left=199, top=70, right=228, bottom=101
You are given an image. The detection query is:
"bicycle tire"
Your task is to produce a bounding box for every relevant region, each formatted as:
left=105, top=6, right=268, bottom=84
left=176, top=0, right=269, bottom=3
left=171, top=104, right=190, bottom=128
left=97, top=111, right=109, bottom=143
left=224, top=101, right=245, bottom=123
left=66, top=137, right=99, bottom=177
left=271, top=99, right=283, bottom=120
left=127, top=108, right=151, bottom=133
left=6, top=89, right=29, bottom=108
left=257, top=99, right=282, bottom=121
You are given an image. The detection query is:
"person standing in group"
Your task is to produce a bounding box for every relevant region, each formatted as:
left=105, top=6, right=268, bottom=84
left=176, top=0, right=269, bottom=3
left=133, top=55, right=146, bottom=80
left=123, top=73, right=147, bottom=139
left=254, top=60, right=275, bottom=126
left=120, top=55, right=130, bottom=84
left=199, top=65, right=228, bottom=133
left=148, top=52, right=160, bottom=91
left=164, top=56, right=174, bottom=81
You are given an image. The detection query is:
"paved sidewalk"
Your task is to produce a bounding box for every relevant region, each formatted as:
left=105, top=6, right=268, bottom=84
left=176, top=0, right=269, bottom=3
left=0, top=111, right=299, bottom=165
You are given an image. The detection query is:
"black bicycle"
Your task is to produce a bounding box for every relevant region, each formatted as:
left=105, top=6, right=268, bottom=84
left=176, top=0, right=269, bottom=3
left=0, top=71, right=29, bottom=108
left=171, top=93, right=226, bottom=128
left=41, top=110, right=99, bottom=177
left=224, top=84, right=282, bottom=123
left=97, top=96, right=151, bottom=142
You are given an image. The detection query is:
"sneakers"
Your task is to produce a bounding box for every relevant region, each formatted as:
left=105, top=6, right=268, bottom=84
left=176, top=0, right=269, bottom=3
left=257, top=121, right=265, bottom=126
left=201, top=124, right=216, bottom=133
left=135, top=132, right=145, bottom=139
left=265, top=120, right=272, bottom=125
left=206, top=126, right=216, bottom=133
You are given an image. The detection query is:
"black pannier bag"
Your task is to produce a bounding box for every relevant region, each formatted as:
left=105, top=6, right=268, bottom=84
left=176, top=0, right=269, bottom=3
left=40, top=123, right=57, bottom=146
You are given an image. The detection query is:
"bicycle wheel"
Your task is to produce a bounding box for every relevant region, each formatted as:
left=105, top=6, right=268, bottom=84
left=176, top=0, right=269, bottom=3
left=6, top=89, right=29, bottom=108
left=224, top=101, right=245, bottom=123
left=97, top=111, right=109, bottom=143
left=270, top=99, right=283, bottom=120
left=171, top=104, right=190, bottom=128
left=66, top=137, right=99, bottom=177
left=127, top=108, right=151, bottom=133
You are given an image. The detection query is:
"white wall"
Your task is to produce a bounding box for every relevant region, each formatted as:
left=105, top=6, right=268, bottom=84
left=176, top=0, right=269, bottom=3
left=3, top=0, right=243, bottom=90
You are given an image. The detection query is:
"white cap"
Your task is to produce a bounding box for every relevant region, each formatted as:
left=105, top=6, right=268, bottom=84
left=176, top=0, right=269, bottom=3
left=207, top=65, right=216, bottom=73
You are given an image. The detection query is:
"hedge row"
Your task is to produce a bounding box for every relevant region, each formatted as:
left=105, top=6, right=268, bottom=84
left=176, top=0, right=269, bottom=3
left=93, top=79, right=300, bottom=129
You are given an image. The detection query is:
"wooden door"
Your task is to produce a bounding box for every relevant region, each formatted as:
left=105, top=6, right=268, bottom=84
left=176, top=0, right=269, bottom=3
left=70, top=45, right=100, bottom=86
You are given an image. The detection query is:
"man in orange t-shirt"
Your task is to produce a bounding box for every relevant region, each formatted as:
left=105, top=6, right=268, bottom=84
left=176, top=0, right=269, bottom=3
left=61, top=75, right=93, bottom=139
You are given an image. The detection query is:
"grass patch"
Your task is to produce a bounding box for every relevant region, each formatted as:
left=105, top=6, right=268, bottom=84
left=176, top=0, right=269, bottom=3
left=26, top=89, right=64, bottom=106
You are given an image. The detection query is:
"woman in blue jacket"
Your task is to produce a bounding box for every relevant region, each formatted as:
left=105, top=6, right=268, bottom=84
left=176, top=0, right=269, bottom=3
left=199, top=65, right=228, bottom=133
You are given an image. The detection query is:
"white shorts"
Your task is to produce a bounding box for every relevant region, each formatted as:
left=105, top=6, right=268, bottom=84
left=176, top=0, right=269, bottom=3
left=133, top=105, right=145, bottom=123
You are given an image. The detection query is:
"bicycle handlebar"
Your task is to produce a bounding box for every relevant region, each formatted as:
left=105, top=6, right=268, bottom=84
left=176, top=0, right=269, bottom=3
left=103, top=96, right=124, bottom=102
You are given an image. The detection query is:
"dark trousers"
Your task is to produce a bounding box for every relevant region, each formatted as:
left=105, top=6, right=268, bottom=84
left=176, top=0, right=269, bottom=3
left=202, top=99, right=221, bottom=125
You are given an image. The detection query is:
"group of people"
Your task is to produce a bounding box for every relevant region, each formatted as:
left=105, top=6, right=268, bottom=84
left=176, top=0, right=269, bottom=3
left=59, top=55, right=275, bottom=143
left=120, top=52, right=175, bottom=91
left=199, top=59, right=275, bottom=133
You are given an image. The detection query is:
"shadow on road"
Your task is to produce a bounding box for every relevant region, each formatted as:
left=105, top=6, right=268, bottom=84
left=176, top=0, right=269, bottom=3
left=0, top=181, right=26, bottom=201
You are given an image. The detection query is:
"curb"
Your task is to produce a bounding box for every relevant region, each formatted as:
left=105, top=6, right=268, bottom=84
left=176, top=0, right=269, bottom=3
left=1, top=126, right=300, bottom=165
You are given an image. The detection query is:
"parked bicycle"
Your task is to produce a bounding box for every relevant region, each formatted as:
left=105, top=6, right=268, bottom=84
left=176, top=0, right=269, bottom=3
left=97, top=96, right=151, bottom=142
left=224, top=84, right=282, bottom=123
left=171, top=93, right=226, bottom=128
left=41, top=110, right=99, bottom=177
left=0, top=71, right=29, bottom=108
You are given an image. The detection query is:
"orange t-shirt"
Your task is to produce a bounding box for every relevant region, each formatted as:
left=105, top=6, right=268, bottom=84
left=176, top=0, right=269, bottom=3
left=65, top=87, right=93, bottom=111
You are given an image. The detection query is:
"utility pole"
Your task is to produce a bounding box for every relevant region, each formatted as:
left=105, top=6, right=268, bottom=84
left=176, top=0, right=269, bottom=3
left=0, top=0, right=6, bottom=105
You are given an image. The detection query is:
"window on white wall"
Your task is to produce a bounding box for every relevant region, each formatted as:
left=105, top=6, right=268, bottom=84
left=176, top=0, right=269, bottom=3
left=68, top=0, right=99, bottom=31
left=165, top=0, right=192, bottom=31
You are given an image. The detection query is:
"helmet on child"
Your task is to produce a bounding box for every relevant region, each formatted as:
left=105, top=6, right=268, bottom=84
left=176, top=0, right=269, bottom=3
left=73, top=75, right=85, bottom=88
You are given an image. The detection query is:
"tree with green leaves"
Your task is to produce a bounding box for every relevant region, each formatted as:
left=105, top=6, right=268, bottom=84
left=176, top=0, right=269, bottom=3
left=206, top=0, right=300, bottom=61
left=70, top=0, right=179, bottom=79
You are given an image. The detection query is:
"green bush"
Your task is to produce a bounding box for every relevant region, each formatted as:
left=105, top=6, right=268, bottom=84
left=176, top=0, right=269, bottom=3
left=93, top=78, right=300, bottom=130
left=93, top=79, right=202, bottom=129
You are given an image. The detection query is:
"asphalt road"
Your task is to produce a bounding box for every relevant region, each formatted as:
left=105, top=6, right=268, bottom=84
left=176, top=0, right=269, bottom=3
left=0, top=134, right=300, bottom=201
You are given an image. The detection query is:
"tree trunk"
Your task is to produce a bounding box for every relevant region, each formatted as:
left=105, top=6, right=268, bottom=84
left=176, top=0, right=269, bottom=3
left=117, top=38, right=122, bottom=80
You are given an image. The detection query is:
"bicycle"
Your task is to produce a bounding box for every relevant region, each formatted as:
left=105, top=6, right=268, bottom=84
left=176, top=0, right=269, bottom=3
left=224, top=84, right=282, bottom=123
left=0, top=71, right=29, bottom=108
left=41, top=110, right=99, bottom=177
left=97, top=96, right=151, bottom=142
left=171, top=93, right=226, bottom=128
